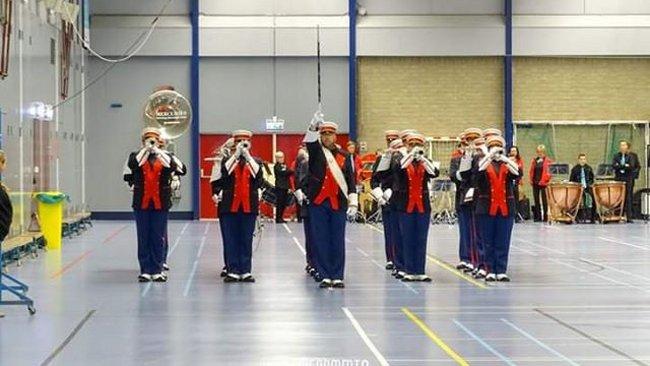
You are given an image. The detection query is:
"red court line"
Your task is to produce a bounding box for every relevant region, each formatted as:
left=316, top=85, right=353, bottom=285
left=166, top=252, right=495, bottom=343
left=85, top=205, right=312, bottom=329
left=50, top=250, right=94, bottom=279
left=51, top=224, right=130, bottom=279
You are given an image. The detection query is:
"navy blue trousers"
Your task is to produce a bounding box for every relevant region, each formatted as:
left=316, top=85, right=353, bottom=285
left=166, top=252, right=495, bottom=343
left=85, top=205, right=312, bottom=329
left=389, top=207, right=404, bottom=271
left=134, top=209, right=168, bottom=275
left=381, top=207, right=394, bottom=263
left=303, top=215, right=316, bottom=268
left=457, top=205, right=472, bottom=263
left=398, top=211, right=431, bottom=275
left=308, top=201, right=346, bottom=280
left=220, top=212, right=257, bottom=275
left=478, top=214, right=514, bottom=274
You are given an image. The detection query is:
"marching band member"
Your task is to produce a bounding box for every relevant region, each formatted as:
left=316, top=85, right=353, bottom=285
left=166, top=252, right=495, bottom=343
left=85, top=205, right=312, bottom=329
left=475, top=135, right=520, bottom=282
left=392, top=133, right=440, bottom=282
left=370, top=130, right=400, bottom=270
left=124, top=128, right=181, bottom=283
left=304, top=118, right=358, bottom=289
left=449, top=128, right=482, bottom=273
left=210, top=138, right=235, bottom=278
left=273, top=151, right=294, bottom=224
left=158, top=137, right=187, bottom=272
left=211, top=130, right=264, bottom=283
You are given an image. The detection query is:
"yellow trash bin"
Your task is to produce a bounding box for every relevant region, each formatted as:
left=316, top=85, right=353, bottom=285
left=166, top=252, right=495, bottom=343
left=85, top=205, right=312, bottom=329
left=35, top=192, right=67, bottom=250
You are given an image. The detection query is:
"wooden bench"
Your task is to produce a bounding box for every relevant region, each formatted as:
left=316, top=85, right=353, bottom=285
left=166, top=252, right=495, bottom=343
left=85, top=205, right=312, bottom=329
left=1, top=233, right=43, bottom=267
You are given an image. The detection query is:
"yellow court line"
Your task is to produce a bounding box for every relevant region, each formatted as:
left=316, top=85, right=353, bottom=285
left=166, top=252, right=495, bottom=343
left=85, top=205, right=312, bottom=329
left=364, top=224, right=488, bottom=290
left=427, top=255, right=489, bottom=290
left=402, top=308, right=470, bottom=366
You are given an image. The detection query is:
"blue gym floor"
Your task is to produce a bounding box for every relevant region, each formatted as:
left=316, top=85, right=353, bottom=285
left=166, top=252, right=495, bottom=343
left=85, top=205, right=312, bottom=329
left=1, top=220, right=650, bottom=365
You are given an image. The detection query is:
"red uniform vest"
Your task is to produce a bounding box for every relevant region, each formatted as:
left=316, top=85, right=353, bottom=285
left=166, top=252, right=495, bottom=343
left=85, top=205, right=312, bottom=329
left=141, top=159, right=163, bottom=210
left=230, top=162, right=252, bottom=213
left=314, top=153, right=347, bottom=211
left=486, top=163, right=509, bottom=217
left=406, top=162, right=426, bottom=214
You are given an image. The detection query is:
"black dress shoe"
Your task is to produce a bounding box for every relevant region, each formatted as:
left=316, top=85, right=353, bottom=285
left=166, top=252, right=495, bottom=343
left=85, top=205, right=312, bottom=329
left=385, top=262, right=395, bottom=270
left=224, top=274, right=240, bottom=283
left=220, top=267, right=228, bottom=278
left=332, top=280, right=345, bottom=288
left=138, top=274, right=152, bottom=282
left=240, top=274, right=256, bottom=283
left=313, top=273, right=322, bottom=282
left=319, top=279, right=332, bottom=288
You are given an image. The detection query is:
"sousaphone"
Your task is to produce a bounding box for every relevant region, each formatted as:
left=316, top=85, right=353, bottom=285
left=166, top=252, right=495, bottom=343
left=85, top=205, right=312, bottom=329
left=143, top=87, right=192, bottom=152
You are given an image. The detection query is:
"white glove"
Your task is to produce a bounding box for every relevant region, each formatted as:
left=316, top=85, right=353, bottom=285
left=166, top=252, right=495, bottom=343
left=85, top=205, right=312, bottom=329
left=346, top=205, right=358, bottom=221
left=171, top=176, right=181, bottom=190
left=294, top=189, right=306, bottom=205
left=370, top=187, right=384, bottom=202
left=309, top=111, right=324, bottom=131
left=242, top=147, right=253, bottom=161
left=413, top=147, right=425, bottom=160
left=212, top=194, right=221, bottom=204
left=382, top=188, right=393, bottom=203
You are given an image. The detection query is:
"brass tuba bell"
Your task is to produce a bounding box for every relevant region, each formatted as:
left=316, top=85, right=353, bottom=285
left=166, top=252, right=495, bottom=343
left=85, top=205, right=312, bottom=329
left=142, top=88, right=192, bottom=141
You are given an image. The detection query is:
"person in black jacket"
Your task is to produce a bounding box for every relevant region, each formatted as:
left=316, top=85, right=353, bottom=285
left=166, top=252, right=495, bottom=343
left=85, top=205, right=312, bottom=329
left=569, top=153, right=597, bottom=223
left=474, top=135, right=520, bottom=282
left=304, top=118, right=358, bottom=289
left=211, top=130, right=264, bottom=283
left=369, top=130, right=400, bottom=270
left=392, top=133, right=440, bottom=282
left=612, top=140, right=640, bottom=223
left=273, top=151, right=294, bottom=223
left=123, top=128, right=182, bottom=283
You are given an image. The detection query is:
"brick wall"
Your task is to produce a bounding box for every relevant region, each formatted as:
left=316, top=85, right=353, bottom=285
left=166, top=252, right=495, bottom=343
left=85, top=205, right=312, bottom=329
left=357, top=57, right=503, bottom=152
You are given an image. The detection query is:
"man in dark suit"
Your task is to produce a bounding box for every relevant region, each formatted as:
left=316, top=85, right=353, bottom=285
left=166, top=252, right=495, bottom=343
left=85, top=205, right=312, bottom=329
left=612, top=140, right=640, bottom=223
left=569, top=153, right=597, bottom=223
left=273, top=151, right=293, bottom=223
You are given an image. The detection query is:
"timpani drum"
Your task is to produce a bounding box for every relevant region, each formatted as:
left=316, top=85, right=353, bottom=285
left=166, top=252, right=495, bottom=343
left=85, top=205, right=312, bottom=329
left=593, top=181, right=626, bottom=223
left=546, top=182, right=583, bottom=223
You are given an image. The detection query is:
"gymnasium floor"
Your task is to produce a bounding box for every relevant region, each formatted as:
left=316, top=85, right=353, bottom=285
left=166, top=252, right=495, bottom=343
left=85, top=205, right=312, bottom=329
left=1, top=220, right=649, bottom=366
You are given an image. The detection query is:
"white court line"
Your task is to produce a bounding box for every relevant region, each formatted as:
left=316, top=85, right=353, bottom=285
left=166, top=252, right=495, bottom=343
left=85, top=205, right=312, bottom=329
left=203, top=222, right=211, bottom=235
left=597, top=236, right=649, bottom=251
left=580, top=258, right=650, bottom=283
left=356, top=247, right=370, bottom=257
left=342, top=307, right=390, bottom=366
left=551, top=259, right=650, bottom=293
left=516, top=238, right=566, bottom=255
left=291, top=236, right=306, bottom=255
left=453, top=319, right=516, bottom=366
left=501, top=318, right=579, bottom=366
left=183, top=235, right=207, bottom=297
left=511, top=244, right=539, bottom=256
left=282, top=223, right=292, bottom=234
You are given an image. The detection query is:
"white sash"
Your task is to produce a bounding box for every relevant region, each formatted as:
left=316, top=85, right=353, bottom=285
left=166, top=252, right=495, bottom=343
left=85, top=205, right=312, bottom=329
left=322, top=146, right=348, bottom=199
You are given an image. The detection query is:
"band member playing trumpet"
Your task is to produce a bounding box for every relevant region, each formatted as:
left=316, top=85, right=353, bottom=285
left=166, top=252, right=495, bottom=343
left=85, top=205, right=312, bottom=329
left=475, top=135, right=520, bottom=282
left=392, top=133, right=440, bottom=282
left=211, top=130, right=263, bottom=283
left=124, top=127, right=182, bottom=283
left=370, top=130, right=400, bottom=270
left=304, top=118, right=358, bottom=289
